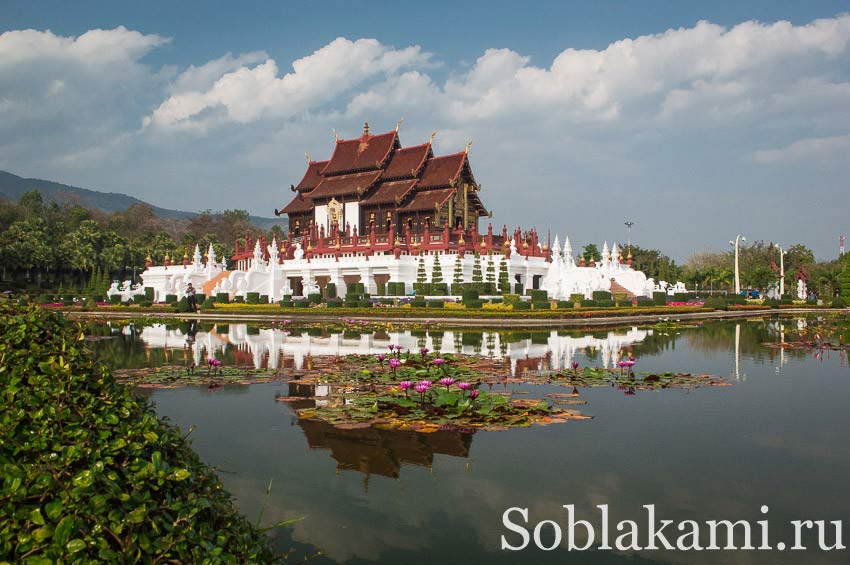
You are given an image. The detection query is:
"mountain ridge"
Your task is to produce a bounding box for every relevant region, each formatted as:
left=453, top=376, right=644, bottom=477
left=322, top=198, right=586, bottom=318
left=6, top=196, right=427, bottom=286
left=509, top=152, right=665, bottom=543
left=0, top=170, right=286, bottom=231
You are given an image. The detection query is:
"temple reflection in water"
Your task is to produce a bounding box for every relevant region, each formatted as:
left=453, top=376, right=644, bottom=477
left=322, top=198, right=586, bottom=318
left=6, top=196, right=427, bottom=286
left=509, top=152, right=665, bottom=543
left=128, top=323, right=651, bottom=375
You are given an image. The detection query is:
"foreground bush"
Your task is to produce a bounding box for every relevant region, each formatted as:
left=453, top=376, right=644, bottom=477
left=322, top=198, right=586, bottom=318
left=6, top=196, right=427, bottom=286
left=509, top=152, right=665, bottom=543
left=0, top=304, right=277, bottom=563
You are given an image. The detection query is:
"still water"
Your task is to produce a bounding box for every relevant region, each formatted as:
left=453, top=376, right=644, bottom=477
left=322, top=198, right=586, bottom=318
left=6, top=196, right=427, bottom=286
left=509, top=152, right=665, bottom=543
left=89, top=318, right=850, bottom=564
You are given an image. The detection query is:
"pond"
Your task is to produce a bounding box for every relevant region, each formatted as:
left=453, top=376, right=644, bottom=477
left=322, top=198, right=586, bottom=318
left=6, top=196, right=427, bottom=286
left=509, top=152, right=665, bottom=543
left=87, top=317, right=850, bottom=564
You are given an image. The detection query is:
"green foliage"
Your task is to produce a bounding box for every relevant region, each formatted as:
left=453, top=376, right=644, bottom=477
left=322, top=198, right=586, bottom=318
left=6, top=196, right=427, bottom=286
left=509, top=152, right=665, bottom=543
left=0, top=304, right=276, bottom=562
left=485, top=253, right=496, bottom=285
left=841, top=254, right=850, bottom=299
left=497, top=257, right=510, bottom=293
left=581, top=243, right=601, bottom=263
left=164, top=294, right=177, bottom=304
left=592, top=291, right=612, bottom=300
left=461, top=289, right=480, bottom=301
left=703, top=297, right=728, bottom=310
left=416, top=254, right=427, bottom=284
left=307, top=293, right=323, bottom=304
left=246, top=292, right=260, bottom=304
left=452, top=253, right=465, bottom=285
left=471, top=252, right=483, bottom=283
left=431, top=255, right=444, bottom=284
left=832, top=296, right=847, bottom=308
left=652, top=291, right=667, bottom=305
left=324, top=282, right=337, bottom=299
left=512, top=301, right=531, bottom=310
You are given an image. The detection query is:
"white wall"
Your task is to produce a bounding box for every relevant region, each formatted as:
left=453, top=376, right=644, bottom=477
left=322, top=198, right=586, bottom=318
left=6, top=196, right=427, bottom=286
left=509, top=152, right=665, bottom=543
left=344, top=201, right=360, bottom=233
left=314, top=205, right=328, bottom=233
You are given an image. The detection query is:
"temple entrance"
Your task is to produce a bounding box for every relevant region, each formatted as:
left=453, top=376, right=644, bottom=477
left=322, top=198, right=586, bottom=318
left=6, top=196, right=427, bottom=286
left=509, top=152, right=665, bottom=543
left=289, top=277, right=303, bottom=297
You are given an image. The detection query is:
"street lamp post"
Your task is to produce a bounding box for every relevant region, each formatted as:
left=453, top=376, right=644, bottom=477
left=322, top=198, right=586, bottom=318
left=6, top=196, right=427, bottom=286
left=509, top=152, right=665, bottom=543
left=729, top=235, right=746, bottom=295
left=774, top=243, right=786, bottom=296
left=624, top=221, right=634, bottom=253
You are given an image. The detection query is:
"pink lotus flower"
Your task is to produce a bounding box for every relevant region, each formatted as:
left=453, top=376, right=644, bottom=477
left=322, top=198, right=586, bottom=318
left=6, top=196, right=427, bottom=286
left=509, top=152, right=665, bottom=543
left=417, top=380, right=432, bottom=388
left=394, top=345, right=403, bottom=351
left=438, top=377, right=455, bottom=389
left=414, top=383, right=430, bottom=394
left=433, top=358, right=445, bottom=366
left=420, top=347, right=430, bottom=356
left=572, top=361, right=579, bottom=369
left=388, top=344, right=395, bottom=351
left=468, top=389, right=479, bottom=400
left=389, top=358, right=401, bottom=372
left=377, top=353, right=386, bottom=363
left=457, top=381, right=472, bottom=391
left=207, top=358, right=221, bottom=367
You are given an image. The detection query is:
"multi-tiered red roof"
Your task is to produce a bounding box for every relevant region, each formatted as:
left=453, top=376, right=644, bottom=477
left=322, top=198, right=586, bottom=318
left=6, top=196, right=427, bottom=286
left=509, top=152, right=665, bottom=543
left=277, top=123, right=487, bottom=235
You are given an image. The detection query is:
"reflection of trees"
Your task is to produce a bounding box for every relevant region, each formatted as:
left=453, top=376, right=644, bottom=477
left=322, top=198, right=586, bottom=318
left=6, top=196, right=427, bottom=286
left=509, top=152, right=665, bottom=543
left=296, top=419, right=473, bottom=480
left=683, top=320, right=810, bottom=363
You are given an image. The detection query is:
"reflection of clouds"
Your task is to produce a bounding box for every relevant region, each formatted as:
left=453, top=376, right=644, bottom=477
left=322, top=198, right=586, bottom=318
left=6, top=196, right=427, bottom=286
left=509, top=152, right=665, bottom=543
left=137, top=324, right=650, bottom=374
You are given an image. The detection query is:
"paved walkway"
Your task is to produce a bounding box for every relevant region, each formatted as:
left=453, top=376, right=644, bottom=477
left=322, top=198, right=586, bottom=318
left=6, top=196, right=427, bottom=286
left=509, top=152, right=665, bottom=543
left=64, top=308, right=840, bottom=328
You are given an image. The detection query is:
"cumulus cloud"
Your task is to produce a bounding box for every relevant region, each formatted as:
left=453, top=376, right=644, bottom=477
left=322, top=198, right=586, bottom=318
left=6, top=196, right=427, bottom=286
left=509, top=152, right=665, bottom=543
left=752, top=134, right=850, bottom=164
left=145, top=38, right=435, bottom=130
left=2, top=16, right=850, bottom=258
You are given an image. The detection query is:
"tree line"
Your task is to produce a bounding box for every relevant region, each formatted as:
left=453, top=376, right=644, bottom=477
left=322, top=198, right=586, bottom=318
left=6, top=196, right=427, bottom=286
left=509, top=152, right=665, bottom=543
left=0, top=191, right=283, bottom=291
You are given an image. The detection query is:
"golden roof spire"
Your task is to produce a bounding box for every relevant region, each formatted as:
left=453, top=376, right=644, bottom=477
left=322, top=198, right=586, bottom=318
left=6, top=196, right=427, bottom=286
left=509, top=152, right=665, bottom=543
left=395, top=117, right=404, bottom=132
left=465, top=139, right=473, bottom=154
left=363, top=121, right=370, bottom=136
left=429, top=131, right=437, bottom=144
left=305, top=152, right=311, bottom=164
left=332, top=128, right=339, bottom=142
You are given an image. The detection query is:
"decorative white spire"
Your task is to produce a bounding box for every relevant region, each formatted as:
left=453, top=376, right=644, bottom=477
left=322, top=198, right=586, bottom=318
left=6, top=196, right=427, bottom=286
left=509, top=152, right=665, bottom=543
left=207, top=243, right=216, bottom=266
left=192, top=244, right=202, bottom=267
left=563, top=236, right=575, bottom=268
left=602, top=241, right=610, bottom=264
left=267, top=237, right=279, bottom=267
left=551, top=235, right=561, bottom=258
left=611, top=242, right=620, bottom=270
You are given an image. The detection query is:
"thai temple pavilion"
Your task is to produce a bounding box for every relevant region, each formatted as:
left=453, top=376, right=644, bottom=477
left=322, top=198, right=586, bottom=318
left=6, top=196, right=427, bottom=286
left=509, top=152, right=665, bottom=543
left=276, top=122, right=488, bottom=238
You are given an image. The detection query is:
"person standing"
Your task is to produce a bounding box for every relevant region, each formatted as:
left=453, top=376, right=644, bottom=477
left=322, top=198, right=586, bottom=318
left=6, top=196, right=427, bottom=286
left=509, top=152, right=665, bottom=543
left=186, top=282, right=197, bottom=312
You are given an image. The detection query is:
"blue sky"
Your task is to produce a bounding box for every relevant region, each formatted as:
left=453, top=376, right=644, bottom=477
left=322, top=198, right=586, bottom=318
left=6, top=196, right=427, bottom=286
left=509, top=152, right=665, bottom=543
left=2, top=1, right=849, bottom=260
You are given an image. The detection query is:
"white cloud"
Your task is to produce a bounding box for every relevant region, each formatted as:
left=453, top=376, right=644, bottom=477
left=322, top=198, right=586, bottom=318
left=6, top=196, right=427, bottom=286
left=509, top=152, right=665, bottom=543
left=169, top=51, right=268, bottom=94
left=752, top=134, right=850, bottom=164
left=146, top=38, right=435, bottom=130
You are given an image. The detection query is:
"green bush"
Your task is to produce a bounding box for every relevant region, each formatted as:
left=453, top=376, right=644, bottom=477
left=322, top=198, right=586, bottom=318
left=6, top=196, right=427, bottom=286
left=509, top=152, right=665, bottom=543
left=592, top=290, right=612, bottom=301
left=672, top=292, right=690, bottom=302
left=514, top=283, right=524, bottom=295
left=581, top=299, right=597, bottom=307
left=593, top=299, right=615, bottom=308
left=652, top=292, right=667, bottom=305
left=725, top=295, right=747, bottom=305
left=358, top=300, right=373, bottom=308
left=512, top=301, right=531, bottom=311
left=531, top=301, right=551, bottom=310
left=137, top=300, right=153, bottom=308
left=832, top=297, right=847, bottom=308
left=195, top=293, right=206, bottom=304
left=234, top=295, right=244, bottom=303
left=176, top=297, right=194, bottom=313
left=556, top=301, right=572, bottom=309
left=0, top=304, right=275, bottom=562
left=144, top=287, right=155, bottom=301
left=569, top=294, right=585, bottom=304
left=246, top=292, right=260, bottom=304
left=412, top=299, right=426, bottom=308
left=165, top=294, right=178, bottom=304
left=426, top=300, right=445, bottom=308
left=527, top=289, right=548, bottom=301
left=635, top=298, right=654, bottom=307
left=307, top=292, right=323, bottom=304
left=703, top=297, right=728, bottom=310
left=461, top=289, right=480, bottom=301
left=201, top=298, right=216, bottom=309
left=324, top=282, right=337, bottom=299
left=216, top=293, right=230, bottom=303
left=294, top=300, right=311, bottom=308
left=259, top=295, right=269, bottom=304
left=109, top=295, right=121, bottom=304
left=326, top=300, right=343, bottom=308
left=763, top=298, right=780, bottom=309
left=464, top=299, right=484, bottom=309
left=279, top=299, right=293, bottom=308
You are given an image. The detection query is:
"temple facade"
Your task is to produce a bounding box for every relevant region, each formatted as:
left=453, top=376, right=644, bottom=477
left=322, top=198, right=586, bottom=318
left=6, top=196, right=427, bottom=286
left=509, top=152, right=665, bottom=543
left=277, top=122, right=487, bottom=239
left=135, top=122, right=667, bottom=303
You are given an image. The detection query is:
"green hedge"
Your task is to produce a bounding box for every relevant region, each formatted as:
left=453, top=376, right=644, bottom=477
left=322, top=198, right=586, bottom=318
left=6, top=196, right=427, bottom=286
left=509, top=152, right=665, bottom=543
left=216, top=293, right=230, bottom=303
left=652, top=291, right=667, bottom=305
left=294, top=300, right=311, bottom=308
left=463, top=299, right=484, bottom=309
left=144, top=287, right=155, bottom=301
left=592, top=291, right=611, bottom=300
left=246, top=292, right=260, bottom=304
left=527, top=289, right=548, bottom=301
left=832, top=297, right=847, bottom=308
left=556, top=301, right=572, bottom=309
left=109, top=295, right=121, bottom=304
left=279, top=299, right=293, bottom=308
left=327, top=299, right=343, bottom=308
left=0, top=304, right=275, bottom=562
left=703, top=297, right=727, bottom=310
left=426, top=300, right=445, bottom=308
left=307, top=293, right=323, bottom=304
left=531, top=301, right=551, bottom=310
left=165, top=294, right=178, bottom=304
left=512, top=301, right=531, bottom=310
left=462, top=289, right=480, bottom=301
left=324, top=283, right=338, bottom=299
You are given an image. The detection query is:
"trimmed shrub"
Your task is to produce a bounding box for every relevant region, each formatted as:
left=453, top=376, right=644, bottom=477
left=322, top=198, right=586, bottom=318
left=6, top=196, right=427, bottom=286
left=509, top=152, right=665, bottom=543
left=570, top=294, right=585, bottom=304
left=594, top=299, right=615, bottom=308
left=636, top=298, right=654, bottom=307
left=514, top=283, right=523, bottom=295
left=612, top=292, right=628, bottom=302
left=279, top=299, right=293, bottom=308
left=556, top=301, right=572, bottom=309
left=531, top=301, right=551, bottom=310
left=258, top=295, right=269, bottom=304
left=592, top=290, right=612, bottom=301
left=703, top=297, right=728, bottom=310
left=195, top=293, right=206, bottom=304
left=144, top=287, right=155, bottom=301
left=652, top=291, right=667, bottom=305
left=137, top=300, right=153, bottom=308
left=234, top=295, right=244, bottom=303
left=512, top=301, right=531, bottom=311
left=462, top=289, right=480, bottom=301
left=326, top=300, right=343, bottom=308
left=246, top=292, right=260, bottom=304
left=324, top=283, right=338, bottom=299
left=412, top=299, right=427, bottom=308
left=426, top=300, right=445, bottom=308
left=109, top=295, right=121, bottom=304
left=165, top=294, right=178, bottom=304
left=672, top=292, right=690, bottom=302
left=216, top=293, right=230, bottom=303
left=464, top=299, right=484, bottom=309
left=307, top=292, right=323, bottom=304
left=176, top=297, right=193, bottom=312
left=294, top=300, right=311, bottom=308
left=527, top=289, right=548, bottom=301
left=0, top=303, right=276, bottom=563
left=358, top=300, right=373, bottom=308
left=201, top=298, right=216, bottom=309
left=581, top=299, right=597, bottom=307
left=763, top=298, right=780, bottom=309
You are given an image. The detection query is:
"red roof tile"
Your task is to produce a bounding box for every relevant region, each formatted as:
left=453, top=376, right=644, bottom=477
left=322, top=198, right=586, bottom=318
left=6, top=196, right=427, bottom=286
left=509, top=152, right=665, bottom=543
left=382, top=144, right=431, bottom=180
left=417, top=153, right=466, bottom=189
left=294, top=160, right=328, bottom=192
left=361, top=179, right=418, bottom=206
left=280, top=192, right=313, bottom=214
left=398, top=188, right=455, bottom=212
left=309, top=170, right=381, bottom=200
left=321, top=131, right=398, bottom=176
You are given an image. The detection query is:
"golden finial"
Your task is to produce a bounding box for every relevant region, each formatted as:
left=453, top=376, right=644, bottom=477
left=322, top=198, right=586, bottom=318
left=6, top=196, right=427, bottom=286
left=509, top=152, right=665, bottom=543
left=183, top=250, right=189, bottom=258
left=305, top=152, right=311, bottom=163
left=145, top=253, right=152, bottom=262
left=363, top=121, right=370, bottom=136
left=164, top=252, right=170, bottom=260
left=458, top=236, right=465, bottom=245
left=465, top=139, right=473, bottom=154
left=395, top=118, right=403, bottom=132
left=429, top=131, right=437, bottom=144
left=332, top=128, right=339, bottom=142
